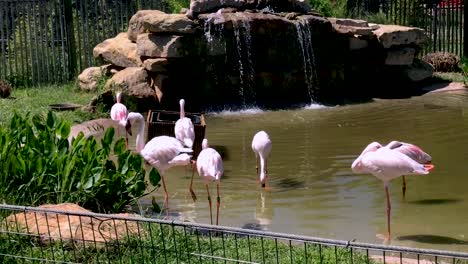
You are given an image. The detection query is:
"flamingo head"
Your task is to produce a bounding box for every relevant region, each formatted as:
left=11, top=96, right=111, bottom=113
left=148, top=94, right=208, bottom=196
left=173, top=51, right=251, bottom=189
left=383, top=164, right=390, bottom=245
left=260, top=172, right=267, bottom=188
left=125, top=120, right=132, bottom=136
left=202, top=138, right=208, bottom=149
left=351, top=142, right=382, bottom=174
left=179, top=99, right=185, bottom=108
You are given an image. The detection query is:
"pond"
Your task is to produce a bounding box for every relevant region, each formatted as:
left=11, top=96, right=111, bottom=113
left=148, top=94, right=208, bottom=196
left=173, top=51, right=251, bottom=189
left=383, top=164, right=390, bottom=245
left=136, top=89, right=468, bottom=252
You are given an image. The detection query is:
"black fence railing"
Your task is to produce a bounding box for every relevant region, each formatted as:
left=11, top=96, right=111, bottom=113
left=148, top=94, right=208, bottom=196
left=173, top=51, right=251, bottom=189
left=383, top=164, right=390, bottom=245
left=2, top=203, right=468, bottom=263
left=0, top=0, right=170, bottom=86
left=347, top=0, right=465, bottom=58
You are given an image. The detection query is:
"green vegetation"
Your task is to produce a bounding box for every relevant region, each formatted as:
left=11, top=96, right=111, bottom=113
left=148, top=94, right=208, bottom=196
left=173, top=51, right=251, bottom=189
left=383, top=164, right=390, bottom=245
left=0, top=111, right=161, bottom=213
left=0, top=224, right=375, bottom=263
left=0, top=84, right=104, bottom=127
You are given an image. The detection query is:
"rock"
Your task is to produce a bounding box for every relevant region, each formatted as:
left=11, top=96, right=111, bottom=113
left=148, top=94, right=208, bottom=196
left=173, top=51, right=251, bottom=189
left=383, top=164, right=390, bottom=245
left=152, top=74, right=168, bottom=102
left=137, top=34, right=194, bottom=58
left=384, top=47, right=415, bottom=65
left=328, top=17, right=368, bottom=27
left=105, top=67, right=158, bottom=111
left=5, top=203, right=143, bottom=248
left=127, top=10, right=165, bottom=42
left=141, top=14, right=196, bottom=35
left=373, top=24, right=427, bottom=48
left=349, top=37, right=368, bottom=50
left=189, top=0, right=311, bottom=16
left=404, top=59, right=434, bottom=82
left=331, top=24, right=374, bottom=36
left=143, top=58, right=169, bottom=72
left=299, top=15, right=333, bottom=34
left=77, top=65, right=112, bottom=91
left=93, top=33, right=142, bottom=67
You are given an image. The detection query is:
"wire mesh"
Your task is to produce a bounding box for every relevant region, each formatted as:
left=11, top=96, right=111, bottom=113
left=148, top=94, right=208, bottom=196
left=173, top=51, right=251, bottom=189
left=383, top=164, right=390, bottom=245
left=1, top=203, right=468, bottom=264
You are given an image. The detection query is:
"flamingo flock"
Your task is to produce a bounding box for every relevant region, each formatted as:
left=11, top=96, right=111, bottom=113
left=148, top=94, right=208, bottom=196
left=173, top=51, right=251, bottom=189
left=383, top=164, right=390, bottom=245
left=109, top=92, right=435, bottom=242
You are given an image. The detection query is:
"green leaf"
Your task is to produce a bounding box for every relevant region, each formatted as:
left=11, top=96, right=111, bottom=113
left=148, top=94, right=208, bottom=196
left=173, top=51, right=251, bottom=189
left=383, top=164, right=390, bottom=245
left=57, top=121, right=71, bottom=138
left=32, top=114, right=45, bottom=131
left=102, top=127, right=115, bottom=147
left=46, top=111, right=55, bottom=129
left=149, top=168, right=161, bottom=186
left=113, top=138, right=126, bottom=156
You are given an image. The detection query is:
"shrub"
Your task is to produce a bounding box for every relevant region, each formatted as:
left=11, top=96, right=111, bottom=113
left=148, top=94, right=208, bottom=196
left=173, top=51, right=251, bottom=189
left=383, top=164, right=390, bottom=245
left=422, top=52, right=461, bottom=72
left=0, top=111, right=161, bottom=213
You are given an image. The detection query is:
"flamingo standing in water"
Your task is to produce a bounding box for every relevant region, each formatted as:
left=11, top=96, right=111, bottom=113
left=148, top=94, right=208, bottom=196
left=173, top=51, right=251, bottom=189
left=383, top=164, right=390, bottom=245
left=175, top=99, right=195, bottom=149
left=126, top=112, right=193, bottom=217
left=110, top=92, right=129, bottom=147
left=351, top=142, right=434, bottom=241
left=252, top=131, right=272, bottom=188
left=190, top=138, right=223, bottom=225
left=384, top=141, right=432, bottom=198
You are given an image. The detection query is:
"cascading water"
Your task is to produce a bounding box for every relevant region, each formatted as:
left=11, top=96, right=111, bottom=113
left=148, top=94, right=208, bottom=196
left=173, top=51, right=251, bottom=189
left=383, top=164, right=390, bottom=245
left=232, top=13, right=256, bottom=107
left=295, top=18, right=319, bottom=103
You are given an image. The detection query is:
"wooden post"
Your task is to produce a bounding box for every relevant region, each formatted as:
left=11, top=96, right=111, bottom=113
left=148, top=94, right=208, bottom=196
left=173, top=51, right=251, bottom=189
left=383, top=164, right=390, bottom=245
left=63, top=0, right=77, bottom=80
left=464, top=0, right=468, bottom=58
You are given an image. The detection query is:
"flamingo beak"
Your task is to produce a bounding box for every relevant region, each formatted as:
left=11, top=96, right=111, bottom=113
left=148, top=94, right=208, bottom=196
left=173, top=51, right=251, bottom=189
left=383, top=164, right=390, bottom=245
left=125, top=121, right=132, bottom=136
left=261, top=183, right=266, bottom=188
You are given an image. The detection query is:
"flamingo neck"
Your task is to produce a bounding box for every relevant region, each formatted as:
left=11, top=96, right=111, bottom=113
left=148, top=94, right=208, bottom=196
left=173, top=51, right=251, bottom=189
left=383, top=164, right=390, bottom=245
left=116, top=92, right=122, bottom=103
left=135, top=120, right=146, bottom=153
left=179, top=100, right=185, bottom=119
left=259, top=156, right=267, bottom=184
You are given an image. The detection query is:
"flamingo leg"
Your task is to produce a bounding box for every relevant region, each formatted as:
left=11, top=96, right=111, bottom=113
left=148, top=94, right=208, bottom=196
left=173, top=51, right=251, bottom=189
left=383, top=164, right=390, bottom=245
left=255, top=154, right=259, bottom=176
left=216, top=182, right=221, bottom=226
left=385, top=184, right=391, bottom=241
left=189, top=161, right=197, bottom=202
left=206, top=183, right=213, bottom=225
left=402, top=175, right=407, bottom=198
left=161, top=175, right=169, bottom=219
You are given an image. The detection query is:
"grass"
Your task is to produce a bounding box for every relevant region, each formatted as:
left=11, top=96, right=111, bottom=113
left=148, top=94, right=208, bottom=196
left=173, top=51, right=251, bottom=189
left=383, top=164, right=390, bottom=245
left=0, top=83, right=106, bottom=127
left=0, top=224, right=375, bottom=263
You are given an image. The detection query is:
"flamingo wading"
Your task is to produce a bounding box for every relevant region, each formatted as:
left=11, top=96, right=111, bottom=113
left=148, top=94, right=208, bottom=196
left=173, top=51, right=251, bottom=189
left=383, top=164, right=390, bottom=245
left=126, top=112, right=193, bottom=217
left=175, top=99, right=195, bottom=149
left=351, top=141, right=434, bottom=240
left=384, top=140, right=432, bottom=198
left=252, top=131, right=272, bottom=188
left=190, top=138, right=223, bottom=225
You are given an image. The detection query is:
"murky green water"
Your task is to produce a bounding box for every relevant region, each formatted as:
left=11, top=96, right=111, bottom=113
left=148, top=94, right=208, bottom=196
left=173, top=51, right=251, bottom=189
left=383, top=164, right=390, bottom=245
left=135, top=89, right=468, bottom=252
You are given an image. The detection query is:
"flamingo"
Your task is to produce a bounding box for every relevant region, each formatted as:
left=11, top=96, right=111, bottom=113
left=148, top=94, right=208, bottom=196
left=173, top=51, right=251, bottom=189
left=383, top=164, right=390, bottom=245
left=384, top=140, right=432, bottom=198
left=126, top=112, right=193, bottom=217
left=351, top=142, right=434, bottom=241
left=251, top=131, right=272, bottom=188
left=110, top=92, right=129, bottom=147
left=174, top=99, right=195, bottom=149
left=190, top=138, right=223, bottom=225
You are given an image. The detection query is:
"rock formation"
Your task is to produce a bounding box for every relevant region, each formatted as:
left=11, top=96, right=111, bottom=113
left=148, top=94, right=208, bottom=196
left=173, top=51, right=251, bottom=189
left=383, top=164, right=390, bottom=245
left=79, top=0, right=433, bottom=111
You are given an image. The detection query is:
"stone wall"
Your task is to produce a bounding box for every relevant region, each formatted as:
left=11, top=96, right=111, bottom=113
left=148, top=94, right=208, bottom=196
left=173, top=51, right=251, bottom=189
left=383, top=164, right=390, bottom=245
left=79, top=0, right=433, bottom=112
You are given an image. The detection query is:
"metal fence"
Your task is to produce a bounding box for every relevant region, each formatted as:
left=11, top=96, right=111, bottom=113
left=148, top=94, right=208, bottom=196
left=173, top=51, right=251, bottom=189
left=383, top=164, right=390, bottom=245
left=1, top=203, right=468, bottom=263
left=347, top=0, right=466, bottom=58
left=0, top=0, right=169, bottom=86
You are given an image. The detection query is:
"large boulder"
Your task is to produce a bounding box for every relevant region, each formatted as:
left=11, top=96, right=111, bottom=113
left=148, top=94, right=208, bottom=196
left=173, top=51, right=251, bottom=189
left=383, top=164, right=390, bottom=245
left=105, top=67, right=158, bottom=111
left=141, top=13, right=197, bottom=34
left=77, top=65, right=113, bottom=91
left=137, top=34, right=198, bottom=58
left=404, top=59, right=434, bottom=82
left=143, top=58, right=169, bottom=72
left=93, top=33, right=142, bottom=67
left=373, top=24, right=427, bottom=48
left=127, top=10, right=165, bottom=42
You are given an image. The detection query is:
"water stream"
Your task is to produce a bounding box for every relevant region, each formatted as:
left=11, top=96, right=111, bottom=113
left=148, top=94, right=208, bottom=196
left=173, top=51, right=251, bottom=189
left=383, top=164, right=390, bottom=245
left=295, top=18, right=319, bottom=102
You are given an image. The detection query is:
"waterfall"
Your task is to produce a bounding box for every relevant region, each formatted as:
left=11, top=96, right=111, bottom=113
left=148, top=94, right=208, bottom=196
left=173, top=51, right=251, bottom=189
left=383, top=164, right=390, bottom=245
left=232, top=13, right=256, bottom=107
left=295, top=18, right=319, bottom=102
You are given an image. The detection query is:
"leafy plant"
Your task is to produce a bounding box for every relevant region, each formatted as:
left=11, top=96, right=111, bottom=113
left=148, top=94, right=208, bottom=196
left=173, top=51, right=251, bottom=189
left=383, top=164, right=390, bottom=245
left=0, top=111, right=161, bottom=213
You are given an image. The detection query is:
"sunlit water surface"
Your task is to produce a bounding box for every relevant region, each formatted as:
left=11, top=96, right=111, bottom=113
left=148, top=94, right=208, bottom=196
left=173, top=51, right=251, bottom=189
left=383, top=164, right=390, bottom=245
left=129, top=90, right=468, bottom=252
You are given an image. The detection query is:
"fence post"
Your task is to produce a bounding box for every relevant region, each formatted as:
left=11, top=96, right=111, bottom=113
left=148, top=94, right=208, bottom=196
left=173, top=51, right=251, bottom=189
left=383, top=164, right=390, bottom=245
left=63, top=0, right=77, bottom=80
left=464, top=0, right=468, bottom=58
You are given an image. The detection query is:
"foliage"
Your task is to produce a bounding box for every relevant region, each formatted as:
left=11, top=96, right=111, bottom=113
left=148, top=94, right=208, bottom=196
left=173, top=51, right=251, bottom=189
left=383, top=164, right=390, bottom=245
left=308, top=0, right=347, bottom=17
left=166, top=0, right=190, bottom=13
left=0, top=111, right=161, bottom=213
left=422, top=52, right=461, bottom=72
left=0, top=224, right=376, bottom=263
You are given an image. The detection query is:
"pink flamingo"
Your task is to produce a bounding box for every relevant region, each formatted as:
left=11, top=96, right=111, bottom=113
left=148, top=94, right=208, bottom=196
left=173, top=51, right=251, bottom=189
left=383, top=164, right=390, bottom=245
left=384, top=141, right=432, bottom=197
left=126, top=112, right=193, bottom=217
left=351, top=141, right=434, bottom=241
left=110, top=92, right=129, bottom=147
left=190, top=138, right=223, bottom=225
left=252, top=131, right=272, bottom=188
left=175, top=99, right=195, bottom=149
